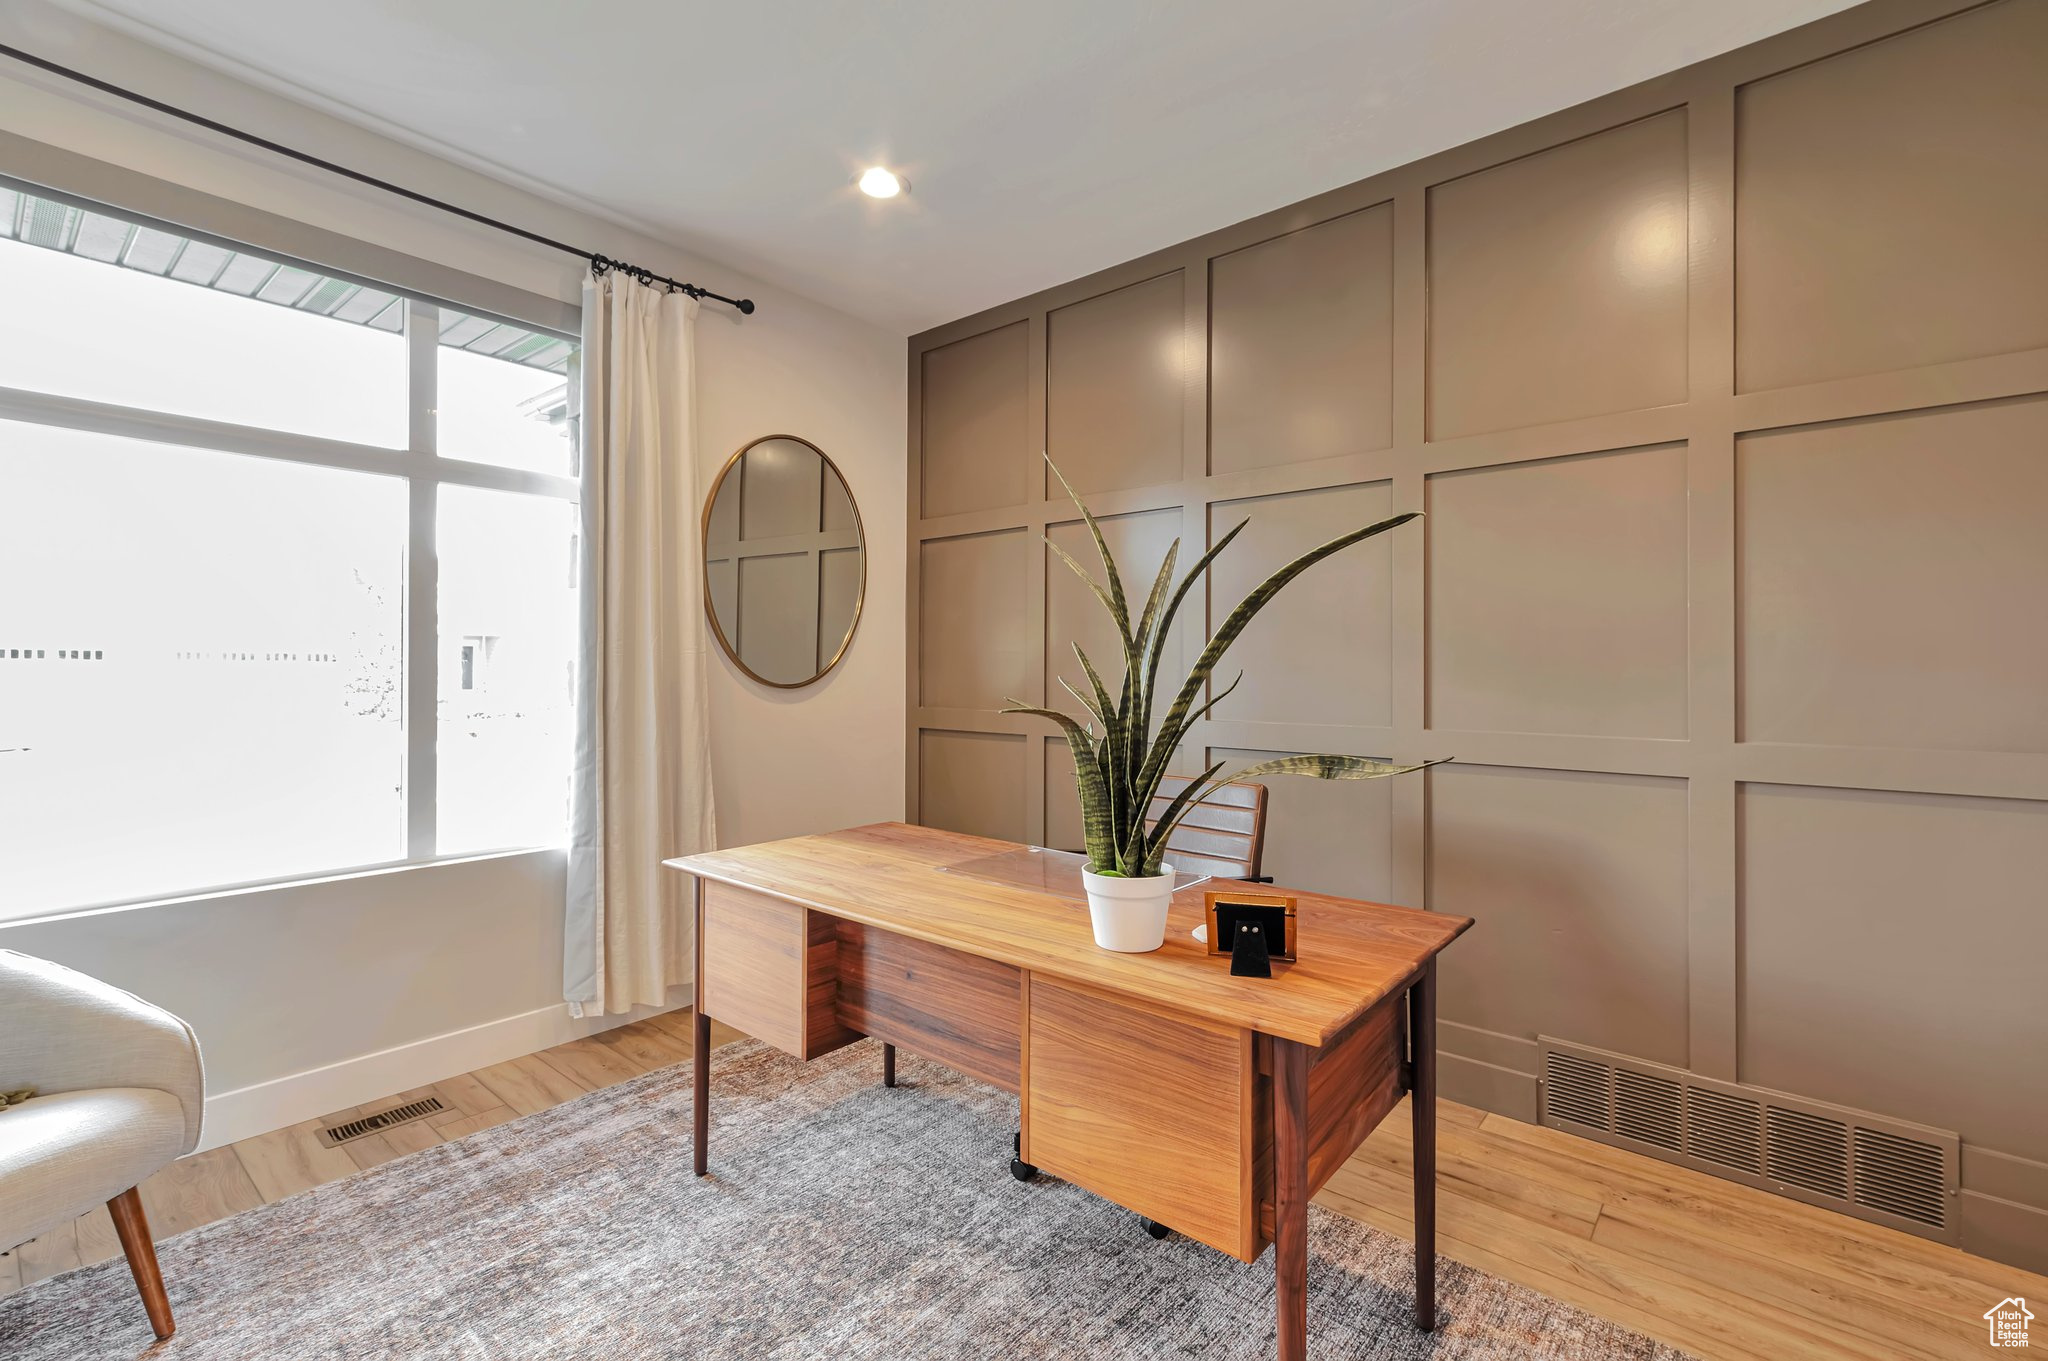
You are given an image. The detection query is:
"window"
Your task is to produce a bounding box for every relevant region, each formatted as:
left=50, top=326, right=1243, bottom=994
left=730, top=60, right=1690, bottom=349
left=0, top=184, right=579, bottom=921
left=0, top=193, right=408, bottom=446
left=438, top=324, right=575, bottom=476
left=436, top=486, right=576, bottom=856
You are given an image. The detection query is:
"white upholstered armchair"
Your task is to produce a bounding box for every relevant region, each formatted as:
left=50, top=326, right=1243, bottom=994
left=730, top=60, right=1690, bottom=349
left=0, top=950, right=203, bottom=1340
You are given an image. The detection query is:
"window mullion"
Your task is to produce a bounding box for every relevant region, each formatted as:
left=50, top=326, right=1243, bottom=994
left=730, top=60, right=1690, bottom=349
left=405, top=301, right=440, bottom=861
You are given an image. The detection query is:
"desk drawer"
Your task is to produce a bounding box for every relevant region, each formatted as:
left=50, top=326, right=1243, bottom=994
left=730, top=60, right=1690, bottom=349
left=835, top=923, right=1021, bottom=1093
left=1025, top=977, right=1258, bottom=1261
left=699, top=881, right=857, bottom=1060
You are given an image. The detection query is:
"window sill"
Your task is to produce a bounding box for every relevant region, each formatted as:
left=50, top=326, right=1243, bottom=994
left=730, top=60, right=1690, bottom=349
left=0, top=846, right=567, bottom=930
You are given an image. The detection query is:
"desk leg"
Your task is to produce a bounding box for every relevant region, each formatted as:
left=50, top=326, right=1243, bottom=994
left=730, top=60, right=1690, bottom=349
left=1410, top=958, right=1438, bottom=1331
left=883, top=1042, right=897, bottom=1088
left=693, top=877, right=710, bottom=1178
left=1274, top=1036, right=1309, bottom=1361
left=693, top=1005, right=710, bottom=1177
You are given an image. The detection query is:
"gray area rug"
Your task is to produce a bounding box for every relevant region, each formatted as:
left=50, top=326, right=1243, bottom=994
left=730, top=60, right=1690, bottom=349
left=1, top=1038, right=1690, bottom=1359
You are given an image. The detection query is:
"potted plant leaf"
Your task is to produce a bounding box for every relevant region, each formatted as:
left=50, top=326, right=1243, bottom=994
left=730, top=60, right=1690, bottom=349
left=1006, top=460, right=1443, bottom=953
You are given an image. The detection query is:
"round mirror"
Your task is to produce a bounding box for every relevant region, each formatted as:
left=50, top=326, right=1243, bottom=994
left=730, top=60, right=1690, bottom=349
left=702, top=435, right=866, bottom=687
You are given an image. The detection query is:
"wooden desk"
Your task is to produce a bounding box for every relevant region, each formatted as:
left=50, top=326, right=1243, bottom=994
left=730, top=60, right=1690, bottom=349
left=667, top=822, right=1471, bottom=1359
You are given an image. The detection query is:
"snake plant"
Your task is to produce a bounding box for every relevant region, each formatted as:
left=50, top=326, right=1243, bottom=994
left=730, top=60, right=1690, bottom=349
left=1004, top=458, right=1444, bottom=879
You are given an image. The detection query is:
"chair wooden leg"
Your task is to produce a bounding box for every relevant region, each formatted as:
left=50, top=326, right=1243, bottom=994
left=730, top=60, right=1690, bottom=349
left=107, top=1186, right=174, bottom=1340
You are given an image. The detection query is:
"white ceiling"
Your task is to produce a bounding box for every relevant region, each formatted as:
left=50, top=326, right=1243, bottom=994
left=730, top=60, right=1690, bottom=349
left=60, top=0, right=1854, bottom=333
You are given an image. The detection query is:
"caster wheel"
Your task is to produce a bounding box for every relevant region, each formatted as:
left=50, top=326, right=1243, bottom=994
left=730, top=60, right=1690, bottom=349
left=1010, top=1157, right=1039, bottom=1182
left=1141, top=1217, right=1170, bottom=1240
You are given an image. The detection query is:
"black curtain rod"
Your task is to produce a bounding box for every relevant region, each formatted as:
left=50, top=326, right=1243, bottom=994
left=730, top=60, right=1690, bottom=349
left=0, top=41, right=756, bottom=314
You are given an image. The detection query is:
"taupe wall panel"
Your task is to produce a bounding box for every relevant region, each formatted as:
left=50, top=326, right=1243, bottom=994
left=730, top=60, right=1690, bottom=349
left=1207, top=481, right=1394, bottom=730
left=1210, top=205, right=1394, bottom=474
left=1739, top=396, right=2048, bottom=753
left=819, top=546, right=861, bottom=665
left=1426, top=110, right=1689, bottom=440
left=1046, top=272, right=1186, bottom=496
left=920, top=730, right=1027, bottom=843
left=1739, top=782, right=2048, bottom=1163
left=921, top=321, right=1030, bottom=518
left=1044, top=509, right=1180, bottom=705
left=1431, top=765, right=1692, bottom=1068
left=918, top=529, right=1033, bottom=709
left=822, top=470, right=856, bottom=532
left=1043, top=737, right=1083, bottom=853
left=737, top=552, right=816, bottom=683
left=738, top=437, right=825, bottom=540
left=1428, top=443, right=1690, bottom=738
left=707, top=470, right=741, bottom=546
left=1735, top=0, right=2048, bottom=392
left=707, top=558, right=737, bottom=641
left=1211, top=745, right=1395, bottom=903
left=907, top=0, right=2048, bottom=1269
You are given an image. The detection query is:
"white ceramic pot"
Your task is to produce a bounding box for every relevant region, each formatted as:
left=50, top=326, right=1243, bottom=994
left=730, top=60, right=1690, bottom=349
left=1081, top=866, right=1175, bottom=953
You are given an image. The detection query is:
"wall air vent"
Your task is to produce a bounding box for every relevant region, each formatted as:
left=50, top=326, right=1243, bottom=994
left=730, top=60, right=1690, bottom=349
left=316, top=1096, right=446, bottom=1147
left=1682, top=1085, right=1763, bottom=1175
left=1613, top=1067, right=1682, bottom=1152
left=1854, top=1126, right=1949, bottom=1229
left=1542, top=1050, right=1612, bottom=1129
left=1537, top=1037, right=1958, bottom=1245
left=1766, top=1104, right=1849, bottom=1199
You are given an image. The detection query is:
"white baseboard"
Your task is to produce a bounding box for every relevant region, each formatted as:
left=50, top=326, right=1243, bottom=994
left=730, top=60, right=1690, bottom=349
left=197, top=986, right=693, bottom=1152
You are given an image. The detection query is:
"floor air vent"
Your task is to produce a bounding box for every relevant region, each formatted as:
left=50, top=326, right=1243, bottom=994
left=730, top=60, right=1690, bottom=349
left=1538, top=1037, right=1958, bottom=1244
left=317, top=1096, right=446, bottom=1147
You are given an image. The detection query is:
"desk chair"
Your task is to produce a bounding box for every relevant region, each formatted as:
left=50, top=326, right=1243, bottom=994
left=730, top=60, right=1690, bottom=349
left=1146, top=775, right=1270, bottom=883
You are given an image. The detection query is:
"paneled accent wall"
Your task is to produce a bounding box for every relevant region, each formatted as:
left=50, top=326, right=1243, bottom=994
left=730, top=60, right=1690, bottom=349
left=905, top=0, right=2048, bottom=1271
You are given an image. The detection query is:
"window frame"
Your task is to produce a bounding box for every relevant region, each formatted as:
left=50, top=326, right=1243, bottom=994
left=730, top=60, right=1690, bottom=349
left=0, top=254, right=581, bottom=919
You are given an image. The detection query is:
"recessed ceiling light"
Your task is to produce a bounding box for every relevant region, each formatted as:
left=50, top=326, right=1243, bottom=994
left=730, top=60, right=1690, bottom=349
left=857, top=167, right=907, bottom=199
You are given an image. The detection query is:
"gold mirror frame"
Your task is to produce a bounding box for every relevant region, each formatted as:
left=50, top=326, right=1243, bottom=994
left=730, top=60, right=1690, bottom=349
left=701, top=434, right=867, bottom=689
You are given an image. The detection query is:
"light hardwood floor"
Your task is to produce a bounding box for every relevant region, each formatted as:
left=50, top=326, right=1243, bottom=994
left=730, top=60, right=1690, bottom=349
left=3, top=1011, right=2038, bottom=1358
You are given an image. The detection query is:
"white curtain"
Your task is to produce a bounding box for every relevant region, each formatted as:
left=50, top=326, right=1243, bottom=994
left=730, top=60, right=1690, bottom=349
left=565, top=274, right=717, bottom=1017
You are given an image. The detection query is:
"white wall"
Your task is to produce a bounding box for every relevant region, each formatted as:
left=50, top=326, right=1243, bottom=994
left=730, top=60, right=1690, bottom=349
left=0, top=4, right=906, bottom=1144
left=1, top=854, right=591, bottom=1148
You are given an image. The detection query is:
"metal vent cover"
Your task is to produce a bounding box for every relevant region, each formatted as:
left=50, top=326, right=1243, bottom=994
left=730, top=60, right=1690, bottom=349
left=1683, top=1084, right=1762, bottom=1174
left=316, top=1096, right=446, bottom=1147
left=1543, top=1050, right=1610, bottom=1129
left=1538, top=1037, right=1958, bottom=1244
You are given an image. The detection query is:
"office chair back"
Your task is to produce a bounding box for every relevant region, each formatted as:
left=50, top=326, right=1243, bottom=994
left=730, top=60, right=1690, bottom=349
left=1146, top=776, right=1269, bottom=881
